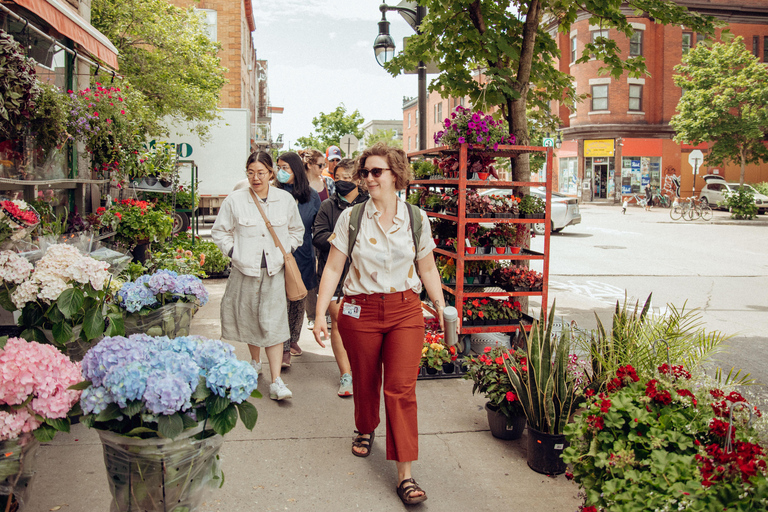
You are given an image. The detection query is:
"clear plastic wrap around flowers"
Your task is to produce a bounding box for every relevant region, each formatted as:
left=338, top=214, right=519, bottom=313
left=98, top=426, right=223, bottom=512
left=123, top=302, right=197, bottom=338
left=0, top=433, right=39, bottom=511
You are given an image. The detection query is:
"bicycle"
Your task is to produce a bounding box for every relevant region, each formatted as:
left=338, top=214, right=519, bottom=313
left=632, top=193, right=647, bottom=208
left=653, top=192, right=671, bottom=208
left=670, top=197, right=712, bottom=221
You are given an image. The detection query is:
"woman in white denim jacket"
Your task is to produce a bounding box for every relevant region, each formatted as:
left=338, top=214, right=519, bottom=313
left=212, top=151, right=304, bottom=400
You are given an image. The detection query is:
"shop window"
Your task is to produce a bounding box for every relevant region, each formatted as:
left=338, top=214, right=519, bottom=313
left=570, top=36, right=577, bottom=63
left=591, top=85, right=608, bottom=111
left=559, top=157, right=578, bottom=195
left=682, top=32, right=692, bottom=55
left=630, top=31, right=643, bottom=56
left=628, top=84, right=642, bottom=111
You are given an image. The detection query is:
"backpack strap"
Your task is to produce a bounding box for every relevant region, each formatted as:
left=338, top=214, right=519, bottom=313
left=406, top=202, right=422, bottom=265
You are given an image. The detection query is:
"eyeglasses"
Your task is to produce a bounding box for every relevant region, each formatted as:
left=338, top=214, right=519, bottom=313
left=359, top=167, right=391, bottom=178
left=314, top=162, right=327, bottom=169
left=246, top=171, right=270, bottom=179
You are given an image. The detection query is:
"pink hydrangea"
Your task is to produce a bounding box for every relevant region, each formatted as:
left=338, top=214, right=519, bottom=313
left=0, top=337, right=83, bottom=441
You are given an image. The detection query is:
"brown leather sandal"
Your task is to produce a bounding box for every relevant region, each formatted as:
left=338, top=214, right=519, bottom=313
left=396, top=478, right=427, bottom=505
left=351, top=431, right=374, bottom=457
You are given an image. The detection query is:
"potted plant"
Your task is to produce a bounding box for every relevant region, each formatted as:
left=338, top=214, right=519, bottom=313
left=519, top=194, right=545, bottom=218
left=497, top=298, right=522, bottom=325
left=98, top=198, right=174, bottom=256
left=77, top=333, right=260, bottom=512
left=115, top=269, right=209, bottom=338
left=563, top=364, right=768, bottom=511
left=465, top=190, right=492, bottom=218
left=505, top=303, right=581, bottom=475
left=424, top=192, right=445, bottom=213
left=433, top=106, right=516, bottom=150
left=463, top=346, right=528, bottom=440
left=1, top=336, right=83, bottom=510
left=420, top=331, right=452, bottom=374
left=0, top=245, right=114, bottom=359
left=436, top=256, right=456, bottom=285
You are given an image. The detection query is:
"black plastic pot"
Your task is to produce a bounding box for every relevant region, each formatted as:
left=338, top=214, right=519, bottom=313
left=526, top=424, right=568, bottom=475
left=485, top=403, right=526, bottom=440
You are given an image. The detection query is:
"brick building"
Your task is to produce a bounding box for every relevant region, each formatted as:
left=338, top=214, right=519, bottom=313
left=549, top=0, right=768, bottom=201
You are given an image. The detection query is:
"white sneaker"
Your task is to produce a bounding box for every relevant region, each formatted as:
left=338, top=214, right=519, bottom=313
left=338, top=373, right=353, bottom=397
left=306, top=320, right=315, bottom=331
left=269, top=377, right=293, bottom=400
left=250, top=360, right=262, bottom=385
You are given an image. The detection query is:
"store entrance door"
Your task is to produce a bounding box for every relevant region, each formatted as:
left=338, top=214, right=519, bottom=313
left=594, top=164, right=608, bottom=199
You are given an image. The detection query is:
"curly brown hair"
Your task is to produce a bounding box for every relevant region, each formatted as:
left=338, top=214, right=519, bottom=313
left=298, top=148, right=324, bottom=171
left=355, top=143, right=412, bottom=191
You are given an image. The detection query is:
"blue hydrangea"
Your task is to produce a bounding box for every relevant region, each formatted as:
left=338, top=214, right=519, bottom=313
left=103, top=361, right=149, bottom=408
left=143, top=372, right=193, bottom=415
left=117, top=281, right=159, bottom=312
left=80, top=385, right=114, bottom=414
left=175, top=275, right=209, bottom=305
left=168, top=335, right=207, bottom=360
left=196, top=338, right=235, bottom=373
left=147, top=269, right=179, bottom=295
left=146, top=347, right=201, bottom=390
left=81, top=336, right=148, bottom=387
left=206, top=359, right=258, bottom=403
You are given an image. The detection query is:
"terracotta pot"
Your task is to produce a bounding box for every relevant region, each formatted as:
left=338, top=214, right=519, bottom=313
left=465, top=247, right=477, bottom=255
left=509, top=246, right=522, bottom=254
left=494, top=247, right=506, bottom=254
left=477, top=172, right=490, bottom=180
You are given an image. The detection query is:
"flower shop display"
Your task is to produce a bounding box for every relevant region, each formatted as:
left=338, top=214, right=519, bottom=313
left=77, top=334, right=260, bottom=512
left=1, top=337, right=83, bottom=510
left=0, top=245, right=112, bottom=356
left=149, top=247, right=206, bottom=278
left=505, top=304, right=582, bottom=474
left=464, top=346, right=527, bottom=440
left=491, top=265, right=543, bottom=291
left=0, top=200, right=40, bottom=247
left=434, top=106, right=515, bottom=150
left=166, top=232, right=231, bottom=278
left=487, top=194, right=519, bottom=218
left=97, top=198, right=174, bottom=252
left=462, top=298, right=522, bottom=326
left=116, top=269, right=209, bottom=338
left=410, top=159, right=439, bottom=180
left=563, top=364, right=768, bottom=512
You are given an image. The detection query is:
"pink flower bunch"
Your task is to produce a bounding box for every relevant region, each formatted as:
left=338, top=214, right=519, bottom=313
left=0, top=337, right=83, bottom=441
left=433, top=106, right=516, bottom=149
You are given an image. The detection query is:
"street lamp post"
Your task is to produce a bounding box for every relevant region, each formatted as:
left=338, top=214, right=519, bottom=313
left=373, top=3, right=427, bottom=151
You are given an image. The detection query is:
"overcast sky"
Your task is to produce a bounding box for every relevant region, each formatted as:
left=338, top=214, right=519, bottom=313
left=251, top=0, right=419, bottom=150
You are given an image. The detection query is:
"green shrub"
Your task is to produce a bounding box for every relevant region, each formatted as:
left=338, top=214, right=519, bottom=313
left=721, top=187, right=757, bottom=219
left=753, top=182, right=768, bottom=196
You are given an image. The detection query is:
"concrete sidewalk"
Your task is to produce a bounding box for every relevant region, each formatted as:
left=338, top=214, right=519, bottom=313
left=27, top=280, right=581, bottom=512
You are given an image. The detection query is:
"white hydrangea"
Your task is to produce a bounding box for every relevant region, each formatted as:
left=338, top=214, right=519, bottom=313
left=37, top=272, right=72, bottom=303
left=11, top=280, right=40, bottom=309
left=0, top=251, right=33, bottom=284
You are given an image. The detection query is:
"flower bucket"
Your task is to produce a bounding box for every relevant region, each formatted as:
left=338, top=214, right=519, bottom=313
left=131, top=241, right=151, bottom=264
left=98, top=425, right=223, bottom=512
left=485, top=403, right=526, bottom=441
left=124, top=302, right=197, bottom=338
left=526, top=425, right=568, bottom=475
left=0, top=433, right=40, bottom=512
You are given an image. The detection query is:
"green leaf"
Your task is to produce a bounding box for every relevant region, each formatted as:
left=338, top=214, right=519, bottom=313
left=83, top=307, right=104, bottom=340
left=57, top=288, right=84, bottom=319
left=0, top=336, right=7, bottom=349
left=192, top=378, right=211, bottom=400
left=206, top=394, right=230, bottom=416
left=209, top=404, right=238, bottom=436
left=180, top=412, right=198, bottom=430
left=157, top=413, right=184, bottom=439
left=125, top=426, right=157, bottom=436
left=52, top=322, right=73, bottom=345
left=0, top=288, right=16, bottom=311
left=95, top=403, right=122, bottom=422
left=32, top=423, right=57, bottom=442
left=122, top=400, right=143, bottom=418
left=105, top=312, right=125, bottom=337
left=45, top=417, right=70, bottom=433
left=250, top=389, right=263, bottom=399
left=68, top=380, right=92, bottom=391
left=235, top=401, right=258, bottom=430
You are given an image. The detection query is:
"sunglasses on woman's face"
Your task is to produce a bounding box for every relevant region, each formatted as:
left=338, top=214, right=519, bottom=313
left=359, top=167, right=391, bottom=178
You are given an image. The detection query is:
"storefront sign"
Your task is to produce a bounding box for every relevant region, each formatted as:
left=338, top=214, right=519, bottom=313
left=584, top=139, right=615, bottom=157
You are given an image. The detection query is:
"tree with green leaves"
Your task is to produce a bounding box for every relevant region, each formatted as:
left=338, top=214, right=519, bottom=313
left=296, top=104, right=364, bottom=150
left=363, top=128, right=402, bottom=150
left=91, top=0, right=227, bottom=137
left=386, top=0, right=717, bottom=181
left=671, top=36, right=768, bottom=186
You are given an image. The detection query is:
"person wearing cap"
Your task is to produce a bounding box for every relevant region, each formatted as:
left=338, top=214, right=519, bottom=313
left=325, top=145, right=342, bottom=178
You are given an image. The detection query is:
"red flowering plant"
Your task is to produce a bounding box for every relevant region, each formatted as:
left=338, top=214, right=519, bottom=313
left=98, top=198, right=173, bottom=249
left=420, top=326, right=455, bottom=370
left=563, top=363, right=768, bottom=512
left=462, top=297, right=491, bottom=324
left=0, top=199, right=40, bottom=245
left=463, top=346, right=527, bottom=423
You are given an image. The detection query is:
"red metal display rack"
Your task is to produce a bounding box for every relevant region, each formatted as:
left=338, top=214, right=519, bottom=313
left=407, top=143, right=552, bottom=353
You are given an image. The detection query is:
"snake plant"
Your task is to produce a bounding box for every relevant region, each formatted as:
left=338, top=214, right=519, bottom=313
left=505, top=302, right=579, bottom=435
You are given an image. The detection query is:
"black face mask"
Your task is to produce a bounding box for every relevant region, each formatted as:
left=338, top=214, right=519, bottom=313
left=335, top=180, right=357, bottom=197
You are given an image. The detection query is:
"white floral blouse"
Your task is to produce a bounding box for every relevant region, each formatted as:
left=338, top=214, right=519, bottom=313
left=330, top=196, right=435, bottom=296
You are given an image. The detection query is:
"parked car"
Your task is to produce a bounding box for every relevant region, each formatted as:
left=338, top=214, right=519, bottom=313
left=480, top=187, right=581, bottom=234
left=699, top=175, right=768, bottom=214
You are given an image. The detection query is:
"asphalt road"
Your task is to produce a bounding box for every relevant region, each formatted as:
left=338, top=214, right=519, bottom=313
left=529, top=202, right=768, bottom=397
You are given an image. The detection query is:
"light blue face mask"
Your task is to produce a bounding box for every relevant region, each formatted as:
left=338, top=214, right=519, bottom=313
left=276, top=169, right=292, bottom=184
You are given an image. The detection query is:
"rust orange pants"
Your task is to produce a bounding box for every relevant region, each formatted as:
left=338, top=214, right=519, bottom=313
left=337, top=290, right=424, bottom=462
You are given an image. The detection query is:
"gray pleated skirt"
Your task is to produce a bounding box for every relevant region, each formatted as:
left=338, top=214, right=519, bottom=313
left=221, top=266, right=290, bottom=348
